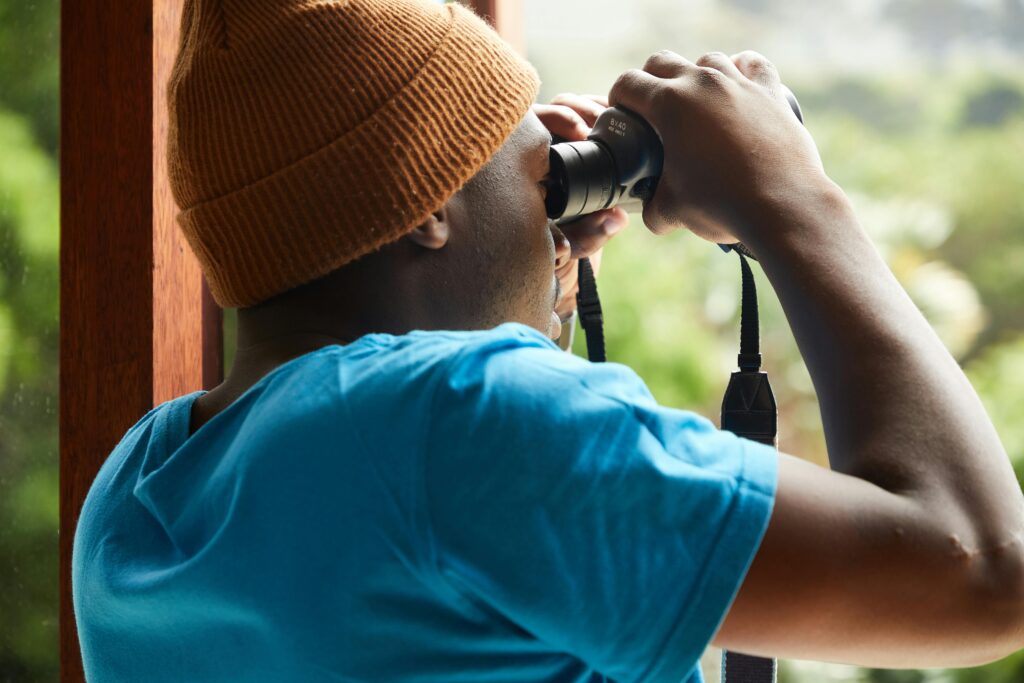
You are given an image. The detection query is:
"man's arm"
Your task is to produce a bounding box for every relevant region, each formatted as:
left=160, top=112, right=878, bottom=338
left=610, top=50, right=1024, bottom=668
left=715, top=183, right=1024, bottom=668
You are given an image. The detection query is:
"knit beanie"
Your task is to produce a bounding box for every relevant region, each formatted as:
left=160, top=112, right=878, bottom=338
left=167, top=0, right=541, bottom=307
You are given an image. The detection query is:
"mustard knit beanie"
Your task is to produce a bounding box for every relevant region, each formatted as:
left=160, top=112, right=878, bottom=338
left=167, top=0, right=541, bottom=307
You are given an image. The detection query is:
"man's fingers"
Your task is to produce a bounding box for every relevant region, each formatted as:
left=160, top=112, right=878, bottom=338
left=731, top=50, right=781, bottom=90
left=695, top=51, right=744, bottom=81
left=531, top=103, right=589, bottom=141
left=608, top=68, right=662, bottom=113
left=642, top=49, right=694, bottom=79
left=556, top=207, right=628, bottom=259
left=549, top=93, right=606, bottom=128
left=581, top=93, right=609, bottom=108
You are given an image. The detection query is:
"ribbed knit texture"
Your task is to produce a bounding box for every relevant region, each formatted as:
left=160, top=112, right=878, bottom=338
left=167, top=0, right=541, bottom=307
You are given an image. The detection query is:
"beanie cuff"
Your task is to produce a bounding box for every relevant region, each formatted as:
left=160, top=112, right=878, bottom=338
left=176, top=3, right=540, bottom=308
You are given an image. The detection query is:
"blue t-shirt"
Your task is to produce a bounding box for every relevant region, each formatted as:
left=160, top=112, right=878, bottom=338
left=73, top=322, right=777, bottom=683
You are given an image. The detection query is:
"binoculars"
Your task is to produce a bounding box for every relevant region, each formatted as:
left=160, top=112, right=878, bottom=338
left=544, top=87, right=804, bottom=223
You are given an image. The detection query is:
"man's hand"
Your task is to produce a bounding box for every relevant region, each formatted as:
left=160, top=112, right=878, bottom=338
left=532, top=94, right=629, bottom=321
left=608, top=50, right=827, bottom=246
left=605, top=50, right=1024, bottom=669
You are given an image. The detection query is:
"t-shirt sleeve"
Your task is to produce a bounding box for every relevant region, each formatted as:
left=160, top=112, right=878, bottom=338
left=421, top=335, right=778, bottom=683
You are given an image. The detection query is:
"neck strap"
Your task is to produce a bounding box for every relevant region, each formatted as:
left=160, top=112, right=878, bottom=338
left=575, top=248, right=779, bottom=682
left=576, top=256, right=606, bottom=363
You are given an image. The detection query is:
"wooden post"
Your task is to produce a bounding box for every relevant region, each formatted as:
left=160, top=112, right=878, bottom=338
left=151, top=0, right=224, bottom=405
left=59, top=1, right=220, bottom=680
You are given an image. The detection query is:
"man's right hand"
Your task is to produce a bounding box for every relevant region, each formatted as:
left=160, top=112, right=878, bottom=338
left=608, top=50, right=1024, bottom=669
left=608, top=50, right=828, bottom=246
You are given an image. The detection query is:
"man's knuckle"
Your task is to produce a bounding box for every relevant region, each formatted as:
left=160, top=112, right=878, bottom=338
left=611, top=68, right=650, bottom=102
left=695, top=66, right=728, bottom=89
left=613, top=68, right=643, bottom=89
left=643, top=49, right=682, bottom=71
left=697, top=51, right=727, bottom=66
left=642, top=52, right=663, bottom=71
left=738, top=50, right=776, bottom=73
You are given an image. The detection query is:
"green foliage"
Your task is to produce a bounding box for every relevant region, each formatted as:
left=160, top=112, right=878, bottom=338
left=798, top=78, right=923, bottom=133
left=948, top=649, right=1024, bottom=683
left=1, top=0, right=1023, bottom=680
left=967, top=336, right=1024, bottom=480
left=572, top=225, right=734, bottom=413
left=0, top=1, right=60, bottom=681
left=961, top=80, right=1024, bottom=129
left=864, top=670, right=928, bottom=683
left=0, top=110, right=59, bottom=259
left=0, top=0, right=59, bottom=153
left=0, top=102, right=59, bottom=681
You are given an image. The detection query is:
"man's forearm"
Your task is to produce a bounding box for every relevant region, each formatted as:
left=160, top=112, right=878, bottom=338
left=744, top=178, right=1024, bottom=552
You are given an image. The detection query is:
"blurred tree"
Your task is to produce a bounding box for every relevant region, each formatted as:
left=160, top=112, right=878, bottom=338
left=0, top=107, right=59, bottom=681
left=961, top=80, right=1024, bottom=128
left=0, top=0, right=59, bottom=153
left=865, top=669, right=927, bottom=683
left=967, top=336, right=1024, bottom=481
left=883, top=0, right=988, bottom=61
left=949, top=648, right=1024, bottom=682
left=0, top=0, right=60, bottom=680
left=797, top=79, right=921, bottom=134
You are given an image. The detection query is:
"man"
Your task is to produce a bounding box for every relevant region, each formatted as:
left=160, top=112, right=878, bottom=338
left=72, top=0, right=1024, bottom=681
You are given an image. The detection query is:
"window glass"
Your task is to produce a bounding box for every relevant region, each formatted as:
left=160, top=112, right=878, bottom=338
left=0, top=0, right=60, bottom=680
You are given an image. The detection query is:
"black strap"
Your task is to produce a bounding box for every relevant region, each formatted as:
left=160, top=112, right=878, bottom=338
left=720, top=247, right=778, bottom=682
left=576, top=257, right=605, bottom=363
left=576, top=247, right=778, bottom=682
left=722, top=651, right=777, bottom=683
left=737, top=251, right=761, bottom=371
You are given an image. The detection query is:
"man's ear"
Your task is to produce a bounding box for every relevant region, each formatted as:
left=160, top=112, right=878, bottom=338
left=405, top=206, right=450, bottom=251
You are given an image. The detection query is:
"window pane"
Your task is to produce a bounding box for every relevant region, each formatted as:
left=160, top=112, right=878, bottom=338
left=0, top=0, right=60, bottom=680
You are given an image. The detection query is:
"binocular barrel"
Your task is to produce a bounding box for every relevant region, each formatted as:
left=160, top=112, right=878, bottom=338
left=545, top=87, right=804, bottom=223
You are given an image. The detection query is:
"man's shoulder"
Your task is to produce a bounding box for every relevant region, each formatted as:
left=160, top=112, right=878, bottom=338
left=398, top=321, right=561, bottom=358
left=257, top=322, right=650, bottom=435
left=423, top=323, right=653, bottom=415
left=332, top=322, right=631, bottom=429
left=341, top=321, right=571, bottom=384
left=417, top=322, right=584, bottom=389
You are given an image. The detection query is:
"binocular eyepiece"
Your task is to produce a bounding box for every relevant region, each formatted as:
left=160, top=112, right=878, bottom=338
left=544, top=88, right=804, bottom=223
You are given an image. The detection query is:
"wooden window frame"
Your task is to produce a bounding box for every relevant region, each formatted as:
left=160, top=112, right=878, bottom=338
left=58, top=2, right=522, bottom=680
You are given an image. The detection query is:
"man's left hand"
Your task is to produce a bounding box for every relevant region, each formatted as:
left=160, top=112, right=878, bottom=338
left=532, top=93, right=630, bottom=322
